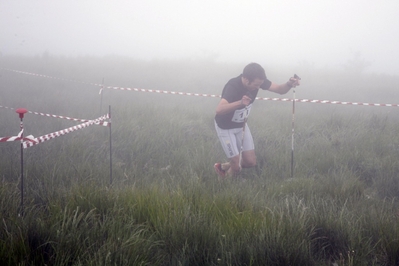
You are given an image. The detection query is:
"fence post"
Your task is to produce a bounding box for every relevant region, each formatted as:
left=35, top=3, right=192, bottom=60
left=109, top=105, right=113, bottom=185
left=16, top=108, right=27, bottom=216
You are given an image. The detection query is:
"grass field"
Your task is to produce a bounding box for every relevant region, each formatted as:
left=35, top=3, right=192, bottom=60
left=1, top=55, right=399, bottom=265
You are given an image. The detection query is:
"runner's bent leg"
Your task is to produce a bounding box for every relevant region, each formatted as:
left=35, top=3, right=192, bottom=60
left=215, top=121, right=240, bottom=159
left=227, top=125, right=256, bottom=176
left=215, top=121, right=241, bottom=176
left=241, top=150, right=256, bottom=168
left=215, top=122, right=256, bottom=176
left=237, top=124, right=256, bottom=168
left=227, top=155, right=241, bottom=176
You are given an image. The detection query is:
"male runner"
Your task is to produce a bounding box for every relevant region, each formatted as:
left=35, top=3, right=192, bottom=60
left=214, top=63, right=300, bottom=177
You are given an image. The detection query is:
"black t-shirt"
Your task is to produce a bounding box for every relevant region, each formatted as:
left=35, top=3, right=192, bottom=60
left=215, top=74, right=271, bottom=129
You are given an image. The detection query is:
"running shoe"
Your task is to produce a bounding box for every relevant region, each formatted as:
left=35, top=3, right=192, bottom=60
left=214, top=163, right=226, bottom=177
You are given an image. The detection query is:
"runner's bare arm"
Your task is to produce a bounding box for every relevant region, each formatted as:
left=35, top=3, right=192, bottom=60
left=215, top=96, right=251, bottom=115
left=268, top=77, right=301, bottom=94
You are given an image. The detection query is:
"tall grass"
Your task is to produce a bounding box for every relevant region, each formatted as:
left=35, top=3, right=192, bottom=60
left=1, top=55, right=399, bottom=265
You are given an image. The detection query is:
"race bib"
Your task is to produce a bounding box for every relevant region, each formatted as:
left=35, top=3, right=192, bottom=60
left=231, top=104, right=252, bottom=123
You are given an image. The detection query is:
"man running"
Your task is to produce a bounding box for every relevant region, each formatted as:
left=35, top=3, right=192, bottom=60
left=214, top=63, right=300, bottom=178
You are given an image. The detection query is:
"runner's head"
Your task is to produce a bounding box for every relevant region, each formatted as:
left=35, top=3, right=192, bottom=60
left=242, top=63, right=266, bottom=83
left=242, top=63, right=265, bottom=90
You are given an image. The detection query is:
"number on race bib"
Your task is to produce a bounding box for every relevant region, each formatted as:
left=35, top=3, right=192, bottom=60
left=231, top=105, right=252, bottom=123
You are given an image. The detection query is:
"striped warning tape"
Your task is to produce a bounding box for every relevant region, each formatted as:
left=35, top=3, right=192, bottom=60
left=1, top=68, right=102, bottom=87
left=2, top=68, right=399, bottom=108
left=23, top=114, right=109, bottom=148
left=0, top=129, right=36, bottom=143
left=106, top=86, right=220, bottom=98
left=0, top=105, right=110, bottom=125
left=102, top=87, right=399, bottom=108
left=255, top=97, right=399, bottom=107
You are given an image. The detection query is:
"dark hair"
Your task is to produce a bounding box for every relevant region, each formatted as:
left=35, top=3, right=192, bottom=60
left=242, top=63, right=266, bottom=82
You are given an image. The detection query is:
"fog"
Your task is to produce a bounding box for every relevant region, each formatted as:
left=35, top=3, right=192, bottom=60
left=1, top=0, right=399, bottom=75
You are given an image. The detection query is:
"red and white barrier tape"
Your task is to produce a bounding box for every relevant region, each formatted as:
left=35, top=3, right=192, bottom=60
left=102, top=87, right=399, bottom=107
left=1, top=68, right=102, bottom=87
left=25, top=111, right=93, bottom=122
left=2, top=68, right=399, bottom=108
left=255, top=97, right=399, bottom=107
left=23, top=114, right=109, bottom=148
left=0, top=105, right=110, bottom=125
left=106, top=86, right=220, bottom=98
left=0, top=129, right=36, bottom=143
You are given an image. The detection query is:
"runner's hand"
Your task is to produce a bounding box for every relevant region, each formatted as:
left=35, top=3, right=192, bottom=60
left=241, top=95, right=252, bottom=106
left=287, top=75, right=301, bottom=88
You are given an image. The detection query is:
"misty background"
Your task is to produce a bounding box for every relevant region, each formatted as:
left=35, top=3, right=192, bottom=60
left=2, top=2, right=399, bottom=264
left=1, top=0, right=399, bottom=76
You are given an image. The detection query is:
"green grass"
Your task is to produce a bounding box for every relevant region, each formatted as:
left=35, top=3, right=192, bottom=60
left=1, top=55, right=399, bottom=265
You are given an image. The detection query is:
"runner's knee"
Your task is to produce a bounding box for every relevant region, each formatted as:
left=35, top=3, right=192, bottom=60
left=242, top=159, right=256, bottom=168
left=242, top=153, right=256, bottom=168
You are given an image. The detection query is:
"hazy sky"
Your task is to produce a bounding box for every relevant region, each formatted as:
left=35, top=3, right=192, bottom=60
left=1, top=0, right=399, bottom=74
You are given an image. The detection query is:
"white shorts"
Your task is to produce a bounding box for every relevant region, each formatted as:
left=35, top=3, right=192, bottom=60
left=214, top=120, right=255, bottom=159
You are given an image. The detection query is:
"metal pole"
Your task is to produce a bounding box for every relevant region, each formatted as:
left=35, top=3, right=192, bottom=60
left=238, top=107, right=249, bottom=171
left=109, top=105, right=113, bottom=185
left=100, top=78, right=104, bottom=115
left=291, top=88, right=295, bottom=178
left=16, top=108, right=27, bottom=216
left=291, top=74, right=301, bottom=178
